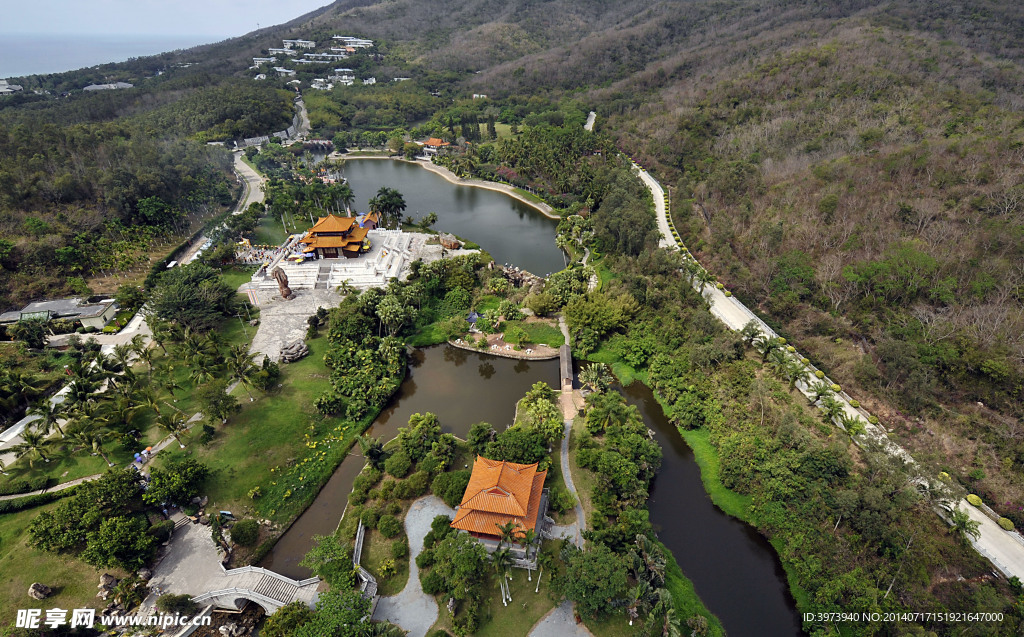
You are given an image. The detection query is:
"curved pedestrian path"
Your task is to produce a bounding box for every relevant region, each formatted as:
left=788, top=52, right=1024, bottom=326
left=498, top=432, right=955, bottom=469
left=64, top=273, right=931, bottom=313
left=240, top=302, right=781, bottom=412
left=630, top=160, right=1024, bottom=580
left=528, top=600, right=594, bottom=637
left=372, top=495, right=455, bottom=637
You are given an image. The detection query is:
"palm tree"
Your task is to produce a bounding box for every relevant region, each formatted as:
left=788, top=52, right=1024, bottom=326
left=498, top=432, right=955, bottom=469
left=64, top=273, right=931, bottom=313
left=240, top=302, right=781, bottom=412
left=579, top=363, right=613, bottom=394
left=837, top=411, right=866, bottom=437
left=635, top=534, right=666, bottom=586
left=495, top=521, right=518, bottom=550
left=808, top=380, right=834, bottom=405
left=358, top=435, right=386, bottom=469
left=29, top=399, right=66, bottom=438
left=66, top=423, right=116, bottom=467
left=13, top=429, right=52, bottom=466
left=950, top=507, right=981, bottom=544
left=155, top=411, right=188, bottom=448
left=754, top=335, right=782, bottom=362
left=626, top=581, right=651, bottom=626
left=227, top=345, right=258, bottom=401
left=820, top=395, right=846, bottom=424
left=188, top=353, right=219, bottom=386
left=493, top=548, right=513, bottom=605
left=2, top=371, right=45, bottom=409
left=0, top=458, right=8, bottom=475
left=739, top=320, right=762, bottom=346
left=520, top=529, right=538, bottom=580
left=782, top=359, right=809, bottom=391
left=535, top=552, right=553, bottom=593
left=694, top=268, right=715, bottom=295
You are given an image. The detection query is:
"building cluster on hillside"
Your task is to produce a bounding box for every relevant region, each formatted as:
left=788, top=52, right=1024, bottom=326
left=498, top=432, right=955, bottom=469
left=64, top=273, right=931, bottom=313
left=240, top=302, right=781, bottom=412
left=0, top=80, right=23, bottom=95
left=0, top=297, right=119, bottom=331
left=254, top=34, right=378, bottom=83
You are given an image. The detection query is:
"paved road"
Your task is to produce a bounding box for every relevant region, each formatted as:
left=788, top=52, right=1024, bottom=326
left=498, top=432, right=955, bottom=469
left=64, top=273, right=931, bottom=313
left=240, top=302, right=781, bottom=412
left=232, top=152, right=266, bottom=214
left=631, top=162, right=1024, bottom=580
left=372, top=495, right=454, bottom=637
left=560, top=420, right=585, bottom=548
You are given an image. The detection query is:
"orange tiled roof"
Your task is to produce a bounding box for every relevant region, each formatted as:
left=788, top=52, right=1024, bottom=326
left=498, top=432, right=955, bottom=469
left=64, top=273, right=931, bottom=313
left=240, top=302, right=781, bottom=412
left=425, top=137, right=449, bottom=147
left=450, top=457, right=547, bottom=537
left=307, top=214, right=356, bottom=234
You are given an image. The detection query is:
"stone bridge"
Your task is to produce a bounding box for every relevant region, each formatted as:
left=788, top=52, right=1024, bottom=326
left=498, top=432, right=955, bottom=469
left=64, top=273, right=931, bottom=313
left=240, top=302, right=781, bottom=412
left=191, top=566, right=319, bottom=614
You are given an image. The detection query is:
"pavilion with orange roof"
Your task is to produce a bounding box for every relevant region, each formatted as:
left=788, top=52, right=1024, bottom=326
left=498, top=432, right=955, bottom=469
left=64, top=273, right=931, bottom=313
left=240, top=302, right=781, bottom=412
left=297, top=211, right=378, bottom=259
left=450, top=456, right=548, bottom=541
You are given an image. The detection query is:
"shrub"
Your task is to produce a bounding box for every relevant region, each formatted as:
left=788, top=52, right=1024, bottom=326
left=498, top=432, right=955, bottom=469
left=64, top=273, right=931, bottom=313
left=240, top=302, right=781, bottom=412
left=378, top=515, right=402, bottom=538
left=715, top=283, right=724, bottom=290
left=432, top=470, right=472, bottom=508
left=147, top=520, right=175, bottom=544
left=406, top=470, right=431, bottom=498
left=386, top=502, right=402, bottom=516
left=778, top=338, right=787, bottom=345
left=999, top=517, right=1015, bottom=531
left=724, top=291, right=732, bottom=297
left=868, top=416, right=879, bottom=425
left=361, top=507, right=380, bottom=529
left=801, top=357, right=810, bottom=364
left=385, top=450, right=413, bottom=478
left=421, top=570, right=444, bottom=595
left=849, top=400, right=860, bottom=408
left=814, top=370, right=825, bottom=379
left=416, top=548, right=435, bottom=569
left=786, top=346, right=796, bottom=353
left=156, top=594, right=197, bottom=615
left=966, top=494, right=983, bottom=507
left=831, top=384, right=841, bottom=392
left=231, top=519, right=259, bottom=546
left=380, top=558, right=397, bottom=578
left=392, top=540, right=409, bottom=560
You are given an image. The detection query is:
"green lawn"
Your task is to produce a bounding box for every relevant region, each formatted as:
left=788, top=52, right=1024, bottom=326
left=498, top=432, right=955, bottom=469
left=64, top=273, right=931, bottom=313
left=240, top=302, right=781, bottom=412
left=361, top=526, right=409, bottom=597
left=475, top=122, right=515, bottom=140
left=502, top=319, right=564, bottom=348
left=218, top=265, right=257, bottom=292
left=158, top=335, right=355, bottom=521
left=254, top=213, right=291, bottom=247
left=0, top=502, right=127, bottom=628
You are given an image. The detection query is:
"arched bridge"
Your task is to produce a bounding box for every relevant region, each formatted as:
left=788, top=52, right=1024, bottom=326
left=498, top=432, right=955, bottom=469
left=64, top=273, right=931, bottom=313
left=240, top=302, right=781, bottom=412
left=191, top=566, right=319, bottom=613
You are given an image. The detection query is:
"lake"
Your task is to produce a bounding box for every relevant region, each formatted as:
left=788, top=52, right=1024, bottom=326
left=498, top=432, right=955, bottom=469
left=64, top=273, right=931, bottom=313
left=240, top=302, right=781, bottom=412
left=342, top=159, right=565, bottom=276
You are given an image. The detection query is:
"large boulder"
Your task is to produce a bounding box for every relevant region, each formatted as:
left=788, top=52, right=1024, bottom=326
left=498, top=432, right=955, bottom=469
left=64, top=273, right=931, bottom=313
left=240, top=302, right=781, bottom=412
left=137, top=568, right=153, bottom=581
left=99, top=573, right=118, bottom=588
left=279, top=340, right=309, bottom=363
left=28, top=583, right=52, bottom=600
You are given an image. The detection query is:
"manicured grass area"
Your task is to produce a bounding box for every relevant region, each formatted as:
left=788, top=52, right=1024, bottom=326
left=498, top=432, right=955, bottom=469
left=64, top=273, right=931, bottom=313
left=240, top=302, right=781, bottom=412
left=161, top=336, right=363, bottom=522
left=406, top=322, right=449, bottom=347
left=502, top=319, right=564, bottom=347
left=475, top=122, right=515, bottom=140
left=361, top=525, right=409, bottom=597
left=218, top=265, right=257, bottom=292
left=475, top=294, right=503, bottom=313
left=254, top=213, right=291, bottom=247
left=512, top=188, right=547, bottom=206
left=0, top=501, right=128, bottom=628
left=583, top=348, right=645, bottom=387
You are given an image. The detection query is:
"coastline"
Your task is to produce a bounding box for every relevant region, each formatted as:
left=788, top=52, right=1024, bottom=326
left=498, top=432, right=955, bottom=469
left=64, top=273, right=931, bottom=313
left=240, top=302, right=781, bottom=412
left=335, top=153, right=560, bottom=220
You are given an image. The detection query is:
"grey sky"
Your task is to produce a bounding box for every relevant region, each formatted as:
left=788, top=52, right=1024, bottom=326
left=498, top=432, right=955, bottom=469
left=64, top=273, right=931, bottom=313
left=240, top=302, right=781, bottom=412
left=5, top=0, right=334, bottom=38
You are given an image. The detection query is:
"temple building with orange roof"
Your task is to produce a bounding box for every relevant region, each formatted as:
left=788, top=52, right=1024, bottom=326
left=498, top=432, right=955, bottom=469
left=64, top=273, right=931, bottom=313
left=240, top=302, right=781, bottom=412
left=297, top=212, right=378, bottom=259
left=450, top=456, right=549, bottom=542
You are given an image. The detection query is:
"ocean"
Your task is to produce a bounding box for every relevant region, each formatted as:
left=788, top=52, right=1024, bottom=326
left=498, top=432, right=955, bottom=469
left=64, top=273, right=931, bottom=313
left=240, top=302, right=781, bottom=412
left=0, top=33, right=225, bottom=79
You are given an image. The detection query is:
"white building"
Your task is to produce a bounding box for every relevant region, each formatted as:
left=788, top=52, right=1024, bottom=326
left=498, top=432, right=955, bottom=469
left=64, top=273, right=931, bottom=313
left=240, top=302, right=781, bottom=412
left=254, top=74, right=267, bottom=81
left=268, top=48, right=292, bottom=55
left=332, top=35, right=374, bottom=48
left=253, top=57, right=277, bottom=65
left=304, top=52, right=348, bottom=61
left=0, top=80, right=23, bottom=95
left=363, top=77, right=376, bottom=85
left=283, top=39, right=316, bottom=49
left=273, top=67, right=296, bottom=77
left=83, top=82, right=133, bottom=91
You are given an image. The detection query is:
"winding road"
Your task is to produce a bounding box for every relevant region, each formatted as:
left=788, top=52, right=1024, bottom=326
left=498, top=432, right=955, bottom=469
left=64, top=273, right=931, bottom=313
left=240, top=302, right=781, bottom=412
left=630, top=161, right=1024, bottom=580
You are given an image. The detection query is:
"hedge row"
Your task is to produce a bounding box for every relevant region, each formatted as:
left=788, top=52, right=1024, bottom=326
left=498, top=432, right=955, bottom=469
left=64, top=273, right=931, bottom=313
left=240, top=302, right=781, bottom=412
left=0, top=488, right=74, bottom=514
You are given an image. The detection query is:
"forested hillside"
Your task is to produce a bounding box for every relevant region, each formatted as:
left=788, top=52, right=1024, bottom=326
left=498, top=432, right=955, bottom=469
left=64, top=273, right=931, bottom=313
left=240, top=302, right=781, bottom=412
left=0, top=69, right=294, bottom=306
